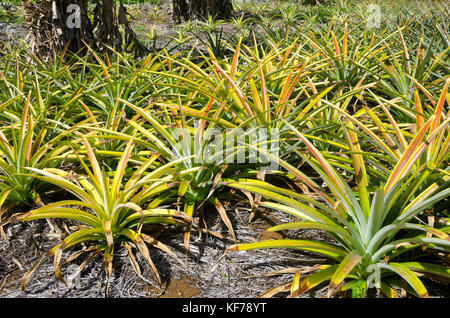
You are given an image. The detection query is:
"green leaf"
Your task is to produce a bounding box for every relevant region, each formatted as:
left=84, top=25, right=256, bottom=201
left=19, top=207, right=100, bottom=227
left=291, top=265, right=338, bottom=296
left=227, top=239, right=347, bottom=261
left=268, top=221, right=359, bottom=251
left=400, top=262, right=450, bottom=281
left=366, top=188, right=386, bottom=243
left=329, top=250, right=363, bottom=295
left=380, top=263, right=429, bottom=298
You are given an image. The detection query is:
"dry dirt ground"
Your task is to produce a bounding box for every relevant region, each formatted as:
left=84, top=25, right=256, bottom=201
left=0, top=200, right=333, bottom=298
left=1, top=198, right=449, bottom=299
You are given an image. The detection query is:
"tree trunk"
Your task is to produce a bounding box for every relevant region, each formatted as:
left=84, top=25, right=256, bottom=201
left=173, top=0, right=233, bottom=23
left=173, top=0, right=190, bottom=24
left=23, top=0, right=145, bottom=58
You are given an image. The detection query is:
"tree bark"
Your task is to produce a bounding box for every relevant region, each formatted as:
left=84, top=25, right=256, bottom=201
left=23, top=0, right=144, bottom=58
left=173, top=0, right=190, bottom=24
left=173, top=0, right=233, bottom=23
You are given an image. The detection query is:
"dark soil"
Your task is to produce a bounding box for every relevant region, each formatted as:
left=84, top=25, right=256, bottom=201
left=0, top=202, right=331, bottom=298
left=1, top=200, right=449, bottom=299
